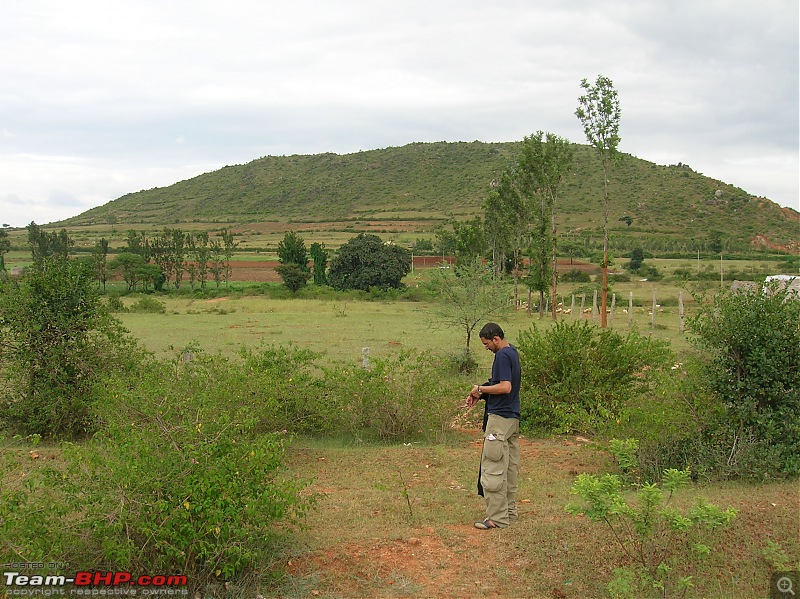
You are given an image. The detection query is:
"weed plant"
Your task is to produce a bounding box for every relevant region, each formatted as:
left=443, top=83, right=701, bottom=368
left=567, top=453, right=737, bottom=598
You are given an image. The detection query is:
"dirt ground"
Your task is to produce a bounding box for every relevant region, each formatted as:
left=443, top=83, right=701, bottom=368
left=277, top=433, right=799, bottom=599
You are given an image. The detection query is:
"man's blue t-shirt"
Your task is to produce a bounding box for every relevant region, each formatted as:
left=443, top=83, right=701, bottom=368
left=485, top=344, right=521, bottom=419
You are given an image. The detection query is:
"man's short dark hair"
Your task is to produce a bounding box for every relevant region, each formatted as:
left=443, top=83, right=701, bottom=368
left=479, top=322, right=504, bottom=340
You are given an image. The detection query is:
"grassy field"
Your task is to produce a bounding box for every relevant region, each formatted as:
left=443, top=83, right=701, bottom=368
left=3, top=263, right=798, bottom=598
left=114, top=281, right=700, bottom=363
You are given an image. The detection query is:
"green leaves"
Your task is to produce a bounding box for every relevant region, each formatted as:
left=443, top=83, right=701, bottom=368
left=327, top=233, right=411, bottom=291
left=517, top=321, right=673, bottom=434
left=690, top=284, right=800, bottom=476
left=566, top=466, right=736, bottom=597
left=0, top=258, right=138, bottom=437
left=576, top=75, right=622, bottom=158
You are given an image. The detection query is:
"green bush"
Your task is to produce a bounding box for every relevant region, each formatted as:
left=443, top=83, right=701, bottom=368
left=566, top=467, right=737, bottom=598
left=1, top=353, right=313, bottom=596
left=611, top=359, right=727, bottom=482
left=517, top=321, right=673, bottom=434
left=106, top=293, right=127, bottom=312
left=561, top=268, right=591, bottom=282
left=238, top=344, right=345, bottom=435
left=0, top=258, right=139, bottom=437
left=446, top=349, right=479, bottom=375
left=689, top=284, right=800, bottom=476
left=323, top=351, right=458, bottom=441
left=128, top=295, right=167, bottom=313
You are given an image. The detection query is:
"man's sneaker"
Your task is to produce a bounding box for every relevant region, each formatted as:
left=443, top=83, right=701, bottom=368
left=473, top=518, right=499, bottom=530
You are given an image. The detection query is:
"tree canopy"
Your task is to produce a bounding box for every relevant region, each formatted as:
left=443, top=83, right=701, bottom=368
left=328, top=233, right=411, bottom=291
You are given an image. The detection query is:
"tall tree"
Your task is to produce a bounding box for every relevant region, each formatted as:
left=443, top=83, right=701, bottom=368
left=484, top=169, right=530, bottom=301
left=576, top=75, right=621, bottom=327
left=310, top=242, right=329, bottom=285
left=277, top=231, right=309, bottom=271
left=517, top=131, right=575, bottom=319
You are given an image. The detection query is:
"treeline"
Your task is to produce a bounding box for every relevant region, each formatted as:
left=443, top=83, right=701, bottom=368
left=105, top=228, right=239, bottom=292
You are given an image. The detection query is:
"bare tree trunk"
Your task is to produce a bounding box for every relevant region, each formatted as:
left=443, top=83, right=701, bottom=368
left=551, top=205, right=558, bottom=319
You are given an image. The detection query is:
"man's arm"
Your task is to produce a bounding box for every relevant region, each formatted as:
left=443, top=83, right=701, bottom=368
left=471, top=381, right=512, bottom=397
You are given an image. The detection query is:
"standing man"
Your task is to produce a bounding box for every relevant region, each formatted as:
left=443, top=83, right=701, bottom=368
left=464, top=322, right=521, bottom=530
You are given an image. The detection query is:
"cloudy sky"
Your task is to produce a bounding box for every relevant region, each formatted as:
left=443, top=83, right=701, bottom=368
left=1, top=0, right=798, bottom=227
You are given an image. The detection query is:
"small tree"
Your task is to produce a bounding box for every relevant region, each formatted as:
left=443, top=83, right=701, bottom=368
left=328, top=233, right=411, bottom=291
left=109, top=252, right=147, bottom=291
left=277, top=231, right=311, bottom=291
left=629, top=248, right=645, bottom=271
left=92, top=238, right=110, bottom=290
left=0, top=257, right=136, bottom=437
left=277, top=231, right=309, bottom=272
left=219, top=228, right=238, bottom=286
left=310, top=242, right=329, bottom=285
left=576, top=75, right=621, bottom=328
left=428, top=260, right=510, bottom=355
left=191, top=232, right=211, bottom=290
left=275, top=263, right=309, bottom=293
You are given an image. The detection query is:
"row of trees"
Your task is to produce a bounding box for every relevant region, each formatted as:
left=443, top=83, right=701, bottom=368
left=104, top=228, right=239, bottom=291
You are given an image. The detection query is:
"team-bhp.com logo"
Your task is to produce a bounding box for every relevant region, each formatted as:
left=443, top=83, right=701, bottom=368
left=3, top=569, right=188, bottom=596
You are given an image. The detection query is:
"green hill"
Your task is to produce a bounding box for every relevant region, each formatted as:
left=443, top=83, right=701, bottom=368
left=62, top=141, right=798, bottom=254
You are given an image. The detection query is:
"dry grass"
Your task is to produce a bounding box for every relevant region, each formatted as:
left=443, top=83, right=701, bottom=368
left=277, top=433, right=799, bottom=598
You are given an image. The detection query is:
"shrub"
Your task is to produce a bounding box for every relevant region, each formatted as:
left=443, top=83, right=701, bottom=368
left=610, top=359, right=726, bottom=482
left=689, top=284, right=800, bottom=476
left=561, top=268, right=591, bottom=282
left=106, top=294, right=127, bottom=312
left=276, top=263, right=310, bottom=293
left=128, top=295, right=167, bottom=313
left=516, top=321, right=673, bottom=434
left=446, top=349, right=479, bottom=375
left=0, top=352, right=313, bottom=596
left=322, top=352, right=458, bottom=441
left=0, top=258, right=139, bottom=437
left=566, top=467, right=737, bottom=598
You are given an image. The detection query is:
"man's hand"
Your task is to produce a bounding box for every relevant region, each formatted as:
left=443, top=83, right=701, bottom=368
left=460, top=386, right=481, bottom=409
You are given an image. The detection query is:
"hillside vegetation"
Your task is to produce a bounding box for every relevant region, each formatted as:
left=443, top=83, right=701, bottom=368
left=59, top=141, right=798, bottom=254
